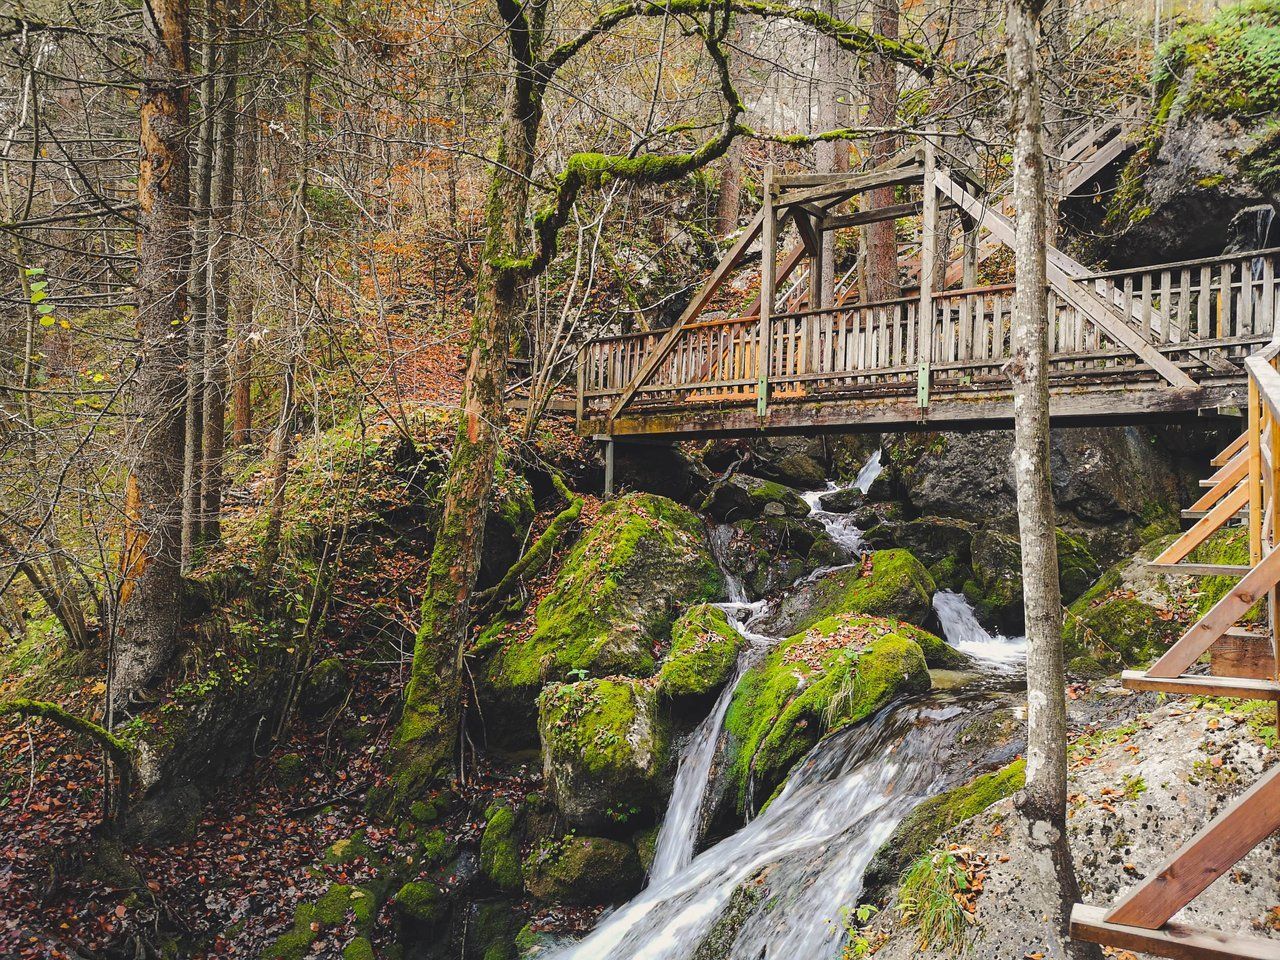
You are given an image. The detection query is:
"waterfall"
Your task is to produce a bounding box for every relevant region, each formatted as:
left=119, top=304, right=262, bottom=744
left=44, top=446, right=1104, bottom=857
left=853, top=448, right=883, bottom=493
left=931, top=589, right=1027, bottom=671
left=550, top=693, right=1003, bottom=960
left=648, top=463, right=880, bottom=885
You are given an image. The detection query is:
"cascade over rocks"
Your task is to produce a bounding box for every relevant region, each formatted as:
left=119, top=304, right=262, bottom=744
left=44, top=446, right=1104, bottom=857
left=700, top=473, right=811, bottom=522
left=718, top=514, right=850, bottom=600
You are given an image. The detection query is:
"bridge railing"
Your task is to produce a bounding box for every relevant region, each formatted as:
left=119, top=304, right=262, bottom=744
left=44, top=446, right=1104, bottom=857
left=578, top=248, right=1280, bottom=421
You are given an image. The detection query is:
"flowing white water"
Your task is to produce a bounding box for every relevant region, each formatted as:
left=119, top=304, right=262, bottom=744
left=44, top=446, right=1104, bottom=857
left=932, top=589, right=1027, bottom=671
left=552, top=695, right=995, bottom=960
left=853, top=448, right=883, bottom=493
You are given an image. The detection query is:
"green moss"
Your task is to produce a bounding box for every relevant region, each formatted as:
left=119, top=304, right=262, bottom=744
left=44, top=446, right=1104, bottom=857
left=343, top=937, right=375, bottom=960
left=274, top=752, right=305, bottom=787
left=864, top=760, right=1025, bottom=896
left=481, top=804, right=523, bottom=892
left=785, top=549, right=936, bottom=635
left=1190, top=527, right=1262, bottom=620
left=324, top=833, right=370, bottom=867
left=395, top=880, right=448, bottom=925
left=408, top=799, right=438, bottom=823
left=313, top=883, right=357, bottom=926
left=656, top=604, right=746, bottom=705
left=420, top=828, right=456, bottom=865
left=722, top=618, right=930, bottom=815
left=970, top=528, right=1099, bottom=622
left=489, top=493, right=721, bottom=695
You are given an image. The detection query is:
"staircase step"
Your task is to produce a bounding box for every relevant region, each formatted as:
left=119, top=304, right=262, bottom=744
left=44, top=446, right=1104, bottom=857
left=1121, top=669, right=1280, bottom=700
left=1182, top=507, right=1247, bottom=520
left=1071, top=904, right=1280, bottom=960
left=1145, top=562, right=1251, bottom=576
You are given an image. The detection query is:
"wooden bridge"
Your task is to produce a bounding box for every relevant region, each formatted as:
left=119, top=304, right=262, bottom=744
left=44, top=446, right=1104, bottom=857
left=575, top=110, right=1279, bottom=441
left=1070, top=342, right=1280, bottom=959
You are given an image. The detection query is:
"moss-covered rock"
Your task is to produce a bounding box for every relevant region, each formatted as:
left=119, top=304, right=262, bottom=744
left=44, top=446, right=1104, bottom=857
left=523, top=836, right=643, bottom=904
left=968, top=528, right=1100, bottom=631
left=720, top=616, right=931, bottom=817
left=701, top=474, right=811, bottom=522
left=863, top=759, right=1025, bottom=900
left=300, top=657, right=350, bottom=720
left=863, top=516, right=976, bottom=591
left=538, top=677, right=672, bottom=830
left=757, top=548, right=935, bottom=636
left=343, top=937, right=375, bottom=960
left=656, top=604, right=746, bottom=710
left=720, top=514, right=848, bottom=599
left=482, top=493, right=721, bottom=738
left=480, top=804, right=523, bottom=892
left=273, top=752, right=305, bottom=787
left=395, top=879, right=449, bottom=925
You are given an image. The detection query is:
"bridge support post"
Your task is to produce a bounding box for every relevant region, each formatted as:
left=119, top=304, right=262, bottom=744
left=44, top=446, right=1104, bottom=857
left=917, top=134, right=939, bottom=411
left=757, top=167, right=776, bottom=418
left=603, top=437, right=615, bottom=500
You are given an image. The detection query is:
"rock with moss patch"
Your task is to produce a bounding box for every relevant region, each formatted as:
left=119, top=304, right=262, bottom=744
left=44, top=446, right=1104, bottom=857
left=395, top=879, right=450, bottom=927
left=718, top=616, right=931, bottom=819
left=482, top=493, right=721, bottom=740
left=701, top=474, right=811, bottom=522
left=864, top=516, right=976, bottom=591
left=968, top=528, right=1100, bottom=632
left=480, top=804, right=523, bottom=892
left=757, top=548, right=935, bottom=637
left=656, top=604, right=747, bottom=711
left=300, top=658, right=350, bottom=720
left=273, top=752, right=306, bottom=788
left=863, top=759, right=1025, bottom=900
left=343, top=938, right=375, bottom=960
left=538, top=678, right=671, bottom=830
left=523, top=836, right=643, bottom=904
left=325, top=832, right=371, bottom=867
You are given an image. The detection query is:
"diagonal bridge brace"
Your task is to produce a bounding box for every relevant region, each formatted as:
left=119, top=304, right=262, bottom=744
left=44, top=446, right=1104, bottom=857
left=933, top=167, right=1199, bottom=389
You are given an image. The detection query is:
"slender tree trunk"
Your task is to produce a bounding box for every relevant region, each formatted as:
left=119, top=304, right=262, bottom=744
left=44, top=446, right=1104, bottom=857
left=714, top=139, right=742, bottom=237
left=117, top=0, right=191, bottom=710
left=182, top=7, right=217, bottom=567
left=813, top=0, right=842, bottom=305
left=864, top=0, right=900, bottom=302
left=392, top=0, right=544, bottom=798
left=200, top=0, right=239, bottom=545
left=228, top=97, right=258, bottom=450
left=257, top=0, right=311, bottom=580
left=1007, top=2, right=1099, bottom=956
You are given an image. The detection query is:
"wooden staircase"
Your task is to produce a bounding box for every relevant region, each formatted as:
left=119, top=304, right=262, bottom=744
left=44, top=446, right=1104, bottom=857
left=1070, top=340, right=1280, bottom=959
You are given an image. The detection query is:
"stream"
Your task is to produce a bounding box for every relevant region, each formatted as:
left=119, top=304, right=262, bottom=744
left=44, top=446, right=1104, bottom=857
left=551, top=456, right=1026, bottom=960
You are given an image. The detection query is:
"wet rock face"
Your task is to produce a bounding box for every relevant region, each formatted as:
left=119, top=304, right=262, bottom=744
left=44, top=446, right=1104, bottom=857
left=523, top=836, right=644, bottom=904
left=719, top=514, right=849, bottom=600
left=701, top=473, right=811, bottom=522
left=705, top=435, right=881, bottom=490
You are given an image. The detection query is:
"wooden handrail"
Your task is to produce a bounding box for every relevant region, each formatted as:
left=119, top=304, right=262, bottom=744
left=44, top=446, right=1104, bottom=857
left=1081, top=247, right=1280, bottom=281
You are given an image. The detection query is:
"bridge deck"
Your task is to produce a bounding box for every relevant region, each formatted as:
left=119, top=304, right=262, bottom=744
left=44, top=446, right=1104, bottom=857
left=579, top=246, right=1279, bottom=438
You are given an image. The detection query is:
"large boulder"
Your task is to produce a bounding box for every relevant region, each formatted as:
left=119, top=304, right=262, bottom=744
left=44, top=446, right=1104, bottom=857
left=756, top=548, right=935, bottom=637
left=864, top=516, right=976, bottom=591
left=656, top=603, right=747, bottom=712
left=1092, top=2, right=1280, bottom=265
left=523, top=836, right=643, bottom=904
left=718, top=616, right=933, bottom=818
left=480, top=492, right=721, bottom=741
left=537, top=678, right=672, bottom=831
left=700, top=474, right=811, bottom=522
left=704, top=435, right=881, bottom=490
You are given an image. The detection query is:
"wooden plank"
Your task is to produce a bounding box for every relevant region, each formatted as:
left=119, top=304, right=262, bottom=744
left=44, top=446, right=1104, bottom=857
left=1213, top=431, right=1250, bottom=466
left=1147, top=544, right=1280, bottom=679
left=1153, top=482, right=1250, bottom=565
left=822, top=200, right=923, bottom=231
left=774, top=164, right=924, bottom=208
left=1104, top=764, right=1280, bottom=928
left=757, top=168, right=776, bottom=417
left=1120, top=669, right=1280, bottom=700
left=1188, top=455, right=1247, bottom=512
left=1071, top=904, right=1280, bottom=960
left=1145, top=562, right=1251, bottom=576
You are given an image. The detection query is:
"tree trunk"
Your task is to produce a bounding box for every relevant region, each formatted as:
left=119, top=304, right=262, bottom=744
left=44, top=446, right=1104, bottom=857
left=714, top=139, right=742, bottom=237
left=117, top=0, right=191, bottom=711
left=1006, top=2, right=1099, bottom=956
left=863, top=0, right=900, bottom=302
left=200, top=0, right=240, bottom=545
left=228, top=95, right=258, bottom=450
left=391, top=2, right=543, bottom=799
left=813, top=0, right=842, bottom=306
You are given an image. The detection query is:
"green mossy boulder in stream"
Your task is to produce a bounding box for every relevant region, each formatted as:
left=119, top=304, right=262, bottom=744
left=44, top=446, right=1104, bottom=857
left=719, top=615, right=933, bottom=818
left=523, top=835, right=643, bottom=904
left=480, top=492, right=721, bottom=742
left=538, top=677, right=672, bottom=830
left=720, top=515, right=850, bottom=599
left=480, top=803, right=523, bottom=892
left=756, top=548, right=935, bottom=637
left=656, top=603, right=747, bottom=711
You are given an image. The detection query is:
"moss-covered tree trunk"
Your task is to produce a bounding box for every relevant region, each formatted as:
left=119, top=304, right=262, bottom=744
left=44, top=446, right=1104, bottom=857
left=116, top=0, right=191, bottom=711
left=1006, top=2, right=1099, bottom=956
left=391, top=0, right=545, bottom=796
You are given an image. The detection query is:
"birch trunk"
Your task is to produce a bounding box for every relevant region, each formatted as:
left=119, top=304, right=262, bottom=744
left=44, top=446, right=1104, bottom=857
left=1007, top=2, right=1099, bottom=955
